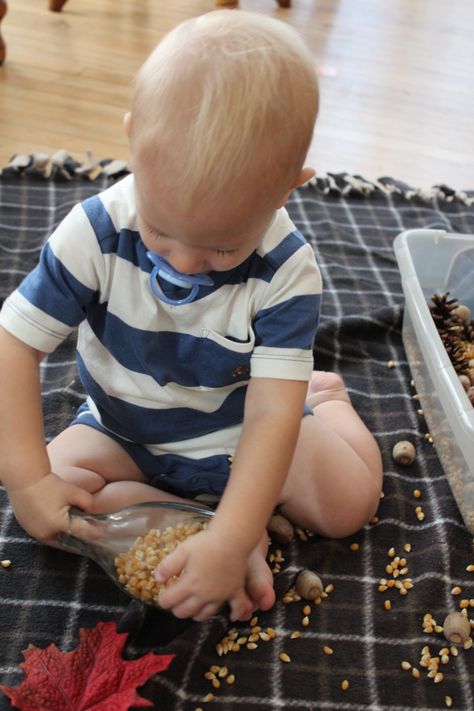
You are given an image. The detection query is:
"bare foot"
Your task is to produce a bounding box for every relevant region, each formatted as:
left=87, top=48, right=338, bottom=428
left=306, top=370, right=352, bottom=409
left=243, top=535, right=275, bottom=616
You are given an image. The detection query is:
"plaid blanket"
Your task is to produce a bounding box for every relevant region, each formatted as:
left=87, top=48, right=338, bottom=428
left=0, top=155, right=473, bottom=710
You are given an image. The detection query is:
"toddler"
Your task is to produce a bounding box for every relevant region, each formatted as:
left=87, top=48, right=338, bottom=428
left=0, top=10, right=382, bottom=622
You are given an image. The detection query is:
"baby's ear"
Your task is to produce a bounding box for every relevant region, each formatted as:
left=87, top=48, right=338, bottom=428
left=293, top=166, right=315, bottom=188
left=278, top=167, right=316, bottom=207
left=123, top=112, right=132, bottom=137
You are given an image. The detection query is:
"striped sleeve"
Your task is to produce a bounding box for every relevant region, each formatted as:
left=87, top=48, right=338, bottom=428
left=0, top=202, right=105, bottom=352
left=250, top=234, right=322, bottom=380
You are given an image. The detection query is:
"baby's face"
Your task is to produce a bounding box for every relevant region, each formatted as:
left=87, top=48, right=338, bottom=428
left=134, top=164, right=275, bottom=275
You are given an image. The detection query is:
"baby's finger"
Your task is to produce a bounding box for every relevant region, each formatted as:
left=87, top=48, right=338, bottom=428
left=68, top=486, right=94, bottom=514
left=158, top=582, right=189, bottom=611
left=229, top=589, right=254, bottom=622
left=155, top=545, right=187, bottom=585
left=65, top=515, right=100, bottom=542
left=192, top=602, right=220, bottom=622
left=169, top=595, right=208, bottom=620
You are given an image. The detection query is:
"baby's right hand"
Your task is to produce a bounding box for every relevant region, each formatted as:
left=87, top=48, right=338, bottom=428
left=7, top=472, right=93, bottom=544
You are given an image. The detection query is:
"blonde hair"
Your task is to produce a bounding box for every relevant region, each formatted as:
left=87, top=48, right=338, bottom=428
left=130, top=11, right=318, bottom=214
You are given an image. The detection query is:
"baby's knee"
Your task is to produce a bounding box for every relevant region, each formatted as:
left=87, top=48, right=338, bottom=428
left=321, top=476, right=382, bottom=539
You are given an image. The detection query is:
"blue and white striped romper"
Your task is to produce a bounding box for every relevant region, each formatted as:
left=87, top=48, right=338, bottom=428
left=0, top=175, right=322, bottom=496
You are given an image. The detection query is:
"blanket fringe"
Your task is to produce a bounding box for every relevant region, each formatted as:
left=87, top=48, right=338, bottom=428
left=304, top=172, right=474, bottom=206
left=1, top=151, right=473, bottom=206
left=0, top=150, right=130, bottom=182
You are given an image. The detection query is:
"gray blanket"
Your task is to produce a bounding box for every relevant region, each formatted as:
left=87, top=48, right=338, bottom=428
left=0, top=156, right=473, bottom=710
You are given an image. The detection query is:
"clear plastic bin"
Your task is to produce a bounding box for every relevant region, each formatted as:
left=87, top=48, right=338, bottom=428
left=393, top=229, right=474, bottom=534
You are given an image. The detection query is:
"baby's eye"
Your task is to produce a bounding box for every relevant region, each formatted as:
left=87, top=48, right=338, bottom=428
left=145, top=224, right=166, bottom=239
left=216, top=249, right=237, bottom=256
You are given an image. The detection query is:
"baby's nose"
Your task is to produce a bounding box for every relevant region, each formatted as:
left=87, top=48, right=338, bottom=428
left=168, top=249, right=207, bottom=275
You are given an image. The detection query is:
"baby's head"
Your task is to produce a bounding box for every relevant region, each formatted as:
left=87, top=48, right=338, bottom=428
left=127, top=11, right=318, bottom=272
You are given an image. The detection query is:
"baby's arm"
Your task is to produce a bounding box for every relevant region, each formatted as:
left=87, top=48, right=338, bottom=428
left=156, top=376, right=307, bottom=621
left=0, top=326, right=92, bottom=542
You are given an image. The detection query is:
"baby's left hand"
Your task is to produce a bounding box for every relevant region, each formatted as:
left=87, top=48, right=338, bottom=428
left=155, top=528, right=254, bottom=622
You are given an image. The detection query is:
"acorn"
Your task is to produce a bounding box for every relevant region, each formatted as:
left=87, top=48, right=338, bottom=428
left=392, top=440, right=416, bottom=466
left=442, top=611, right=471, bottom=644
left=295, top=569, right=324, bottom=600
left=267, top=513, right=294, bottom=544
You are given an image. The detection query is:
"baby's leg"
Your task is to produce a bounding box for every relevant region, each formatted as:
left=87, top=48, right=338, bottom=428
left=47, top=424, right=196, bottom=512
left=279, top=371, right=383, bottom=538
left=48, top=424, right=275, bottom=616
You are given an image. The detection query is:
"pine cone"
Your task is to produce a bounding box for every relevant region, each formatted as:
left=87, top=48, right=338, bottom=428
left=430, top=293, right=473, bottom=376
left=429, top=292, right=459, bottom=325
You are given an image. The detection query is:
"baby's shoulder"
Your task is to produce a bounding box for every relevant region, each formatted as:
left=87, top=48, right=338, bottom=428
left=80, top=174, right=137, bottom=245
left=258, top=208, right=312, bottom=269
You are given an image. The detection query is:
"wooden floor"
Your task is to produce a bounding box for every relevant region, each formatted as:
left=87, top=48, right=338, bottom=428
left=0, top=0, right=473, bottom=188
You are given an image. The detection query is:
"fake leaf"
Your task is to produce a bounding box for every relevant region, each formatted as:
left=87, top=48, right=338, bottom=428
left=0, top=620, right=174, bottom=711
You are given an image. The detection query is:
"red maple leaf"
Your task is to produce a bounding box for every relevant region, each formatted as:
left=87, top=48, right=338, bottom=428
left=0, top=620, right=174, bottom=711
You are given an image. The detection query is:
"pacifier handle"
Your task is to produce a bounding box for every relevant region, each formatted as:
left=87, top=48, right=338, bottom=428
left=146, top=252, right=214, bottom=306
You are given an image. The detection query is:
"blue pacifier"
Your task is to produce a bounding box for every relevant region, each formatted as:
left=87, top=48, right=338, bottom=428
left=146, top=252, right=214, bottom=306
